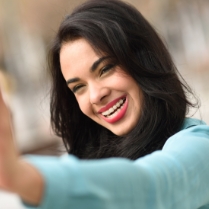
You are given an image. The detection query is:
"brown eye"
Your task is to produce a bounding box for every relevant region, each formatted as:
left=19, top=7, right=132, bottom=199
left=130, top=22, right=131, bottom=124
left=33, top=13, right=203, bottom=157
left=100, top=64, right=116, bottom=76
left=72, top=85, right=84, bottom=93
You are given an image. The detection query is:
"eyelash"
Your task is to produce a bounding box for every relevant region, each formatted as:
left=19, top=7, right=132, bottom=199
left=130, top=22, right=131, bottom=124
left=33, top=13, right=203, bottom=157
left=100, top=64, right=115, bottom=76
left=72, top=85, right=84, bottom=93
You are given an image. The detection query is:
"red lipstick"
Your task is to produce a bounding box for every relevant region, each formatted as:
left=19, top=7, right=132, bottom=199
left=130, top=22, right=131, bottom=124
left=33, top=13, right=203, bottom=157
left=98, top=95, right=126, bottom=113
left=100, top=96, right=128, bottom=123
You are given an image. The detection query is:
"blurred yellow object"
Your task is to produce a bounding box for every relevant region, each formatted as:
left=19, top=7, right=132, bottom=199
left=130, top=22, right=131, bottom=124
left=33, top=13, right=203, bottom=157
left=0, top=70, right=15, bottom=106
left=0, top=70, right=14, bottom=92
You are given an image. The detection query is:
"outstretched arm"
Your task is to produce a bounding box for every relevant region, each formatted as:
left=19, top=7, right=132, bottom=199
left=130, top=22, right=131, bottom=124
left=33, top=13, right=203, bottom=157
left=0, top=87, right=44, bottom=205
left=24, top=121, right=209, bottom=209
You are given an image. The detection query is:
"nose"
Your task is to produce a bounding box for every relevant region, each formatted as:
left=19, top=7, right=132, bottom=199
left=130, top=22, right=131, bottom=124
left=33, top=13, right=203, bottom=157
left=89, top=82, right=110, bottom=105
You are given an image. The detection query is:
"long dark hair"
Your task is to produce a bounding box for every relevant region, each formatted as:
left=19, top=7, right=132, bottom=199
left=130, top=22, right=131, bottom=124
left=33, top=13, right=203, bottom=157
left=49, top=0, right=196, bottom=159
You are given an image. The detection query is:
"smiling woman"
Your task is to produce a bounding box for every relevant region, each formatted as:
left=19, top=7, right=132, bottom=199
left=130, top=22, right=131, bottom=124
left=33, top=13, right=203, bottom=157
left=50, top=0, right=196, bottom=160
left=60, top=39, right=143, bottom=136
left=0, top=0, right=209, bottom=209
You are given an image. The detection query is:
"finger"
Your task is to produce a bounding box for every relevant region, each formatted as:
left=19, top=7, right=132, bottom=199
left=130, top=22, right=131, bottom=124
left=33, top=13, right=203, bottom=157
left=0, top=84, right=9, bottom=108
left=0, top=86, right=12, bottom=135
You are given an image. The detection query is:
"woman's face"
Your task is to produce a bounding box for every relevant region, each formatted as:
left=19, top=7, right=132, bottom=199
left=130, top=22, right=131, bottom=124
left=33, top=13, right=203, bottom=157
left=60, top=38, right=143, bottom=136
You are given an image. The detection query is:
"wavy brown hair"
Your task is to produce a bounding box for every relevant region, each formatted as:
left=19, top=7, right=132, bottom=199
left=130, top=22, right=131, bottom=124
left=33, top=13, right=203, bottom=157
left=49, top=0, right=197, bottom=159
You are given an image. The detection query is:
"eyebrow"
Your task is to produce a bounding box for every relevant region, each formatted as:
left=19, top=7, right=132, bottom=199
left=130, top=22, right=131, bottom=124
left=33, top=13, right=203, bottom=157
left=66, top=56, right=111, bottom=85
left=90, top=56, right=111, bottom=72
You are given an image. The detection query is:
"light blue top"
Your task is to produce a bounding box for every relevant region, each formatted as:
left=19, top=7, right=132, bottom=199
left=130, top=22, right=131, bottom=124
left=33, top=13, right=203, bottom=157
left=23, top=118, right=209, bottom=209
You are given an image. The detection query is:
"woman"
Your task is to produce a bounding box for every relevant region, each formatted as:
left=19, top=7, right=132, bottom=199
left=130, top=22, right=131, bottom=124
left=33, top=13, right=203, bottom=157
left=0, top=0, right=209, bottom=208
left=50, top=0, right=195, bottom=160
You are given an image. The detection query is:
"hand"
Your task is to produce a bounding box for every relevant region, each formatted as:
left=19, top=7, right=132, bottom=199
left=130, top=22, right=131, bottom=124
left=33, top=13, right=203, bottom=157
left=0, top=86, right=19, bottom=191
left=0, top=87, right=44, bottom=205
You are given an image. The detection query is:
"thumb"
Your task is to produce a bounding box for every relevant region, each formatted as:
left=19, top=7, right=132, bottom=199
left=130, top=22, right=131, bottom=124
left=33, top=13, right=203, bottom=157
left=0, top=82, right=10, bottom=109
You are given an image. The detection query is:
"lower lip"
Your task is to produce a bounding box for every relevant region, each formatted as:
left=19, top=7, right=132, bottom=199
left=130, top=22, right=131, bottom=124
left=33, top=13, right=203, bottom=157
left=100, top=97, right=128, bottom=123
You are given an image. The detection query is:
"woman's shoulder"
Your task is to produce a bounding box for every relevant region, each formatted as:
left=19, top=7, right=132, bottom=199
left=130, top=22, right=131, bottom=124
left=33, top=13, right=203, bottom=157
left=163, top=117, right=209, bottom=151
left=181, top=117, right=207, bottom=130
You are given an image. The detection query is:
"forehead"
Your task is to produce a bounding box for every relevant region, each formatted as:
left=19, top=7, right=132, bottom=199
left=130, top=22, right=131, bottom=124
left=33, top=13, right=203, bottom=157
left=60, top=38, right=97, bottom=62
left=60, top=38, right=99, bottom=79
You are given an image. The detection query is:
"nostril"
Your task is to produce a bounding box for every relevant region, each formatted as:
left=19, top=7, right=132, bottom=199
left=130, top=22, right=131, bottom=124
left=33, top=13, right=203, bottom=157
left=90, top=86, right=110, bottom=104
left=100, top=95, right=107, bottom=101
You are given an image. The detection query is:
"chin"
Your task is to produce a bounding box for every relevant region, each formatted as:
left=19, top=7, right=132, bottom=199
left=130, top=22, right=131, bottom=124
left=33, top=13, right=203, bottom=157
left=111, top=127, right=133, bottom=136
left=111, top=120, right=138, bottom=136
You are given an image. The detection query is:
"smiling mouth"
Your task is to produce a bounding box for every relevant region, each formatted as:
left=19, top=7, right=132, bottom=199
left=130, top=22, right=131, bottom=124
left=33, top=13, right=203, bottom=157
left=101, top=98, right=126, bottom=118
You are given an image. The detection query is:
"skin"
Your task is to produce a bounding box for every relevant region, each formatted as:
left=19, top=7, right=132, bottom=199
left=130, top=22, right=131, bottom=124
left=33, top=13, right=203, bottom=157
left=0, top=87, right=43, bottom=205
left=60, top=38, right=143, bottom=136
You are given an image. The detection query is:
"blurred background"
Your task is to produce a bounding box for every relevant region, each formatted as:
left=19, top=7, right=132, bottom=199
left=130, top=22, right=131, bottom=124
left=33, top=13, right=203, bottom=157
left=0, top=0, right=208, bottom=207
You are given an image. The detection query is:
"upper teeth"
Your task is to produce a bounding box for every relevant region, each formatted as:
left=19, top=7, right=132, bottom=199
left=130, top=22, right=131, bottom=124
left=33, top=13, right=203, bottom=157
left=102, top=99, right=124, bottom=116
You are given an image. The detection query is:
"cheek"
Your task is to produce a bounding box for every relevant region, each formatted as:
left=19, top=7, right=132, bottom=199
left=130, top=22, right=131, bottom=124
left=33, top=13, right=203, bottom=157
left=77, top=97, right=92, bottom=117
